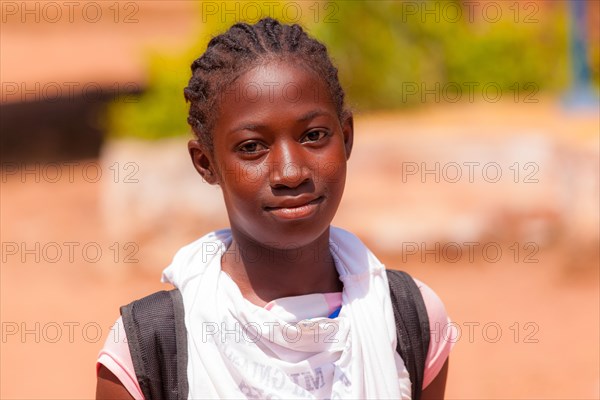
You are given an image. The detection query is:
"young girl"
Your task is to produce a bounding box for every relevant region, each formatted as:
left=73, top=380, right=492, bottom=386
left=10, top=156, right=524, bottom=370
left=96, top=17, right=454, bottom=400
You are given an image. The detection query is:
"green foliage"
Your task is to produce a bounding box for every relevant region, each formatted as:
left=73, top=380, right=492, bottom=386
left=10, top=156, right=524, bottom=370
left=109, top=0, right=573, bottom=139
left=311, top=1, right=570, bottom=110
left=108, top=52, right=192, bottom=139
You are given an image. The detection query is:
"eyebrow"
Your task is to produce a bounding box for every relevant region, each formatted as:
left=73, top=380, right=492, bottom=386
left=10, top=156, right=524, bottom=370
left=229, top=109, right=332, bottom=135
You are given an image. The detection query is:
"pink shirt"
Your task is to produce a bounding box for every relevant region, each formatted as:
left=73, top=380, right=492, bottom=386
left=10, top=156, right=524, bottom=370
left=97, top=277, right=455, bottom=399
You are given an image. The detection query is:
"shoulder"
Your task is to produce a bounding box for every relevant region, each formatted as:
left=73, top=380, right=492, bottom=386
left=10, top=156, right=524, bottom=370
left=410, top=276, right=457, bottom=389
left=411, top=277, right=450, bottom=332
left=96, top=316, right=144, bottom=399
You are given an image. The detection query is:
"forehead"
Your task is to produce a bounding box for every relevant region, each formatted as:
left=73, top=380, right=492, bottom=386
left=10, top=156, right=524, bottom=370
left=213, top=61, right=337, bottom=132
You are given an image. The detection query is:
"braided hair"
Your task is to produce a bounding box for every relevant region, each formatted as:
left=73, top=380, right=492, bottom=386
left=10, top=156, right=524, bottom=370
left=183, top=17, right=348, bottom=152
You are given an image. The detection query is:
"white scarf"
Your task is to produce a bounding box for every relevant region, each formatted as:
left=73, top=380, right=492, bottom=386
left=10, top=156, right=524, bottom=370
left=161, top=226, right=411, bottom=399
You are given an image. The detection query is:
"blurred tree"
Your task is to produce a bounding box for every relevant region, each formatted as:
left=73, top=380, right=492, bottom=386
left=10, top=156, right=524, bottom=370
left=312, top=0, right=570, bottom=110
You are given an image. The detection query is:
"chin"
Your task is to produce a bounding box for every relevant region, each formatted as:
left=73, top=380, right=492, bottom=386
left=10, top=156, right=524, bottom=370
left=277, top=224, right=330, bottom=249
left=235, top=217, right=332, bottom=251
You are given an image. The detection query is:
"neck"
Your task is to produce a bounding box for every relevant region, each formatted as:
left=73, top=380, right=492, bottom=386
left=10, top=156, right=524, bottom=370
left=221, top=227, right=342, bottom=306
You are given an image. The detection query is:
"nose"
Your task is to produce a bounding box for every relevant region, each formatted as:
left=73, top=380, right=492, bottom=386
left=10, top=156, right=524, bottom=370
left=268, top=141, right=311, bottom=189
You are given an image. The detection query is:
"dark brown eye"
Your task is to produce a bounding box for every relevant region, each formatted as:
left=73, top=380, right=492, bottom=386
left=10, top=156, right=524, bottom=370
left=237, top=141, right=266, bottom=154
left=302, top=130, right=329, bottom=143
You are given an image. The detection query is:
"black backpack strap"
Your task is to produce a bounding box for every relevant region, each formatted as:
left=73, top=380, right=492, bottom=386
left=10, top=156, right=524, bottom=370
left=386, top=269, right=431, bottom=400
left=120, top=289, right=188, bottom=400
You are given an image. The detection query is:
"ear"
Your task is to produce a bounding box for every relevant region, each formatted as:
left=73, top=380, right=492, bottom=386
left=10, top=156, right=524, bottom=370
left=341, top=112, right=354, bottom=160
left=188, top=140, right=219, bottom=185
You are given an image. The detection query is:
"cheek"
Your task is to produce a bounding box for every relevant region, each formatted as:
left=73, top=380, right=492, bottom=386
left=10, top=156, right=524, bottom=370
left=317, top=147, right=347, bottom=189
left=221, top=181, right=257, bottom=211
left=219, top=168, right=266, bottom=219
left=323, top=161, right=346, bottom=187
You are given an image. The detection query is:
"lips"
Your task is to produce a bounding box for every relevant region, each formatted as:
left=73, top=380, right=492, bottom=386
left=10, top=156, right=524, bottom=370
left=264, top=195, right=324, bottom=220
left=264, top=195, right=323, bottom=210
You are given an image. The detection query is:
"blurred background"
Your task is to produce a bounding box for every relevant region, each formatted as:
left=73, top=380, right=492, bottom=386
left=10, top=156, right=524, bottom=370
left=1, top=0, right=598, bottom=398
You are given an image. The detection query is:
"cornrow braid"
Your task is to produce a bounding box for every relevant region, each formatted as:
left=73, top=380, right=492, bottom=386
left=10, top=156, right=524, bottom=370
left=183, top=17, right=347, bottom=152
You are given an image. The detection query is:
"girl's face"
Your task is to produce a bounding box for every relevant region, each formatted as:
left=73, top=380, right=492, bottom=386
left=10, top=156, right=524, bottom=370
left=191, top=60, right=353, bottom=249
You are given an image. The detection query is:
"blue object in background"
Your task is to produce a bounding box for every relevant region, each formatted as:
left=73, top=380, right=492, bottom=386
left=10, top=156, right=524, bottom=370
left=562, top=0, right=599, bottom=110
